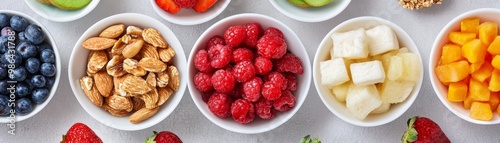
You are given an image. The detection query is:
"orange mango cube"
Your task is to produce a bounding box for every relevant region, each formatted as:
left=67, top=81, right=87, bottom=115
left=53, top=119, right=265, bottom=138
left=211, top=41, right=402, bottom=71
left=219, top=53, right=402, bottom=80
left=489, top=69, right=500, bottom=92
left=470, top=102, right=493, bottom=121
left=435, top=60, right=470, bottom=83
left=464, top=95, right=474, bottom=109
left=490, top=92, right=500, bottom=111
left=449, top=32, right=477, bottom=46
left=471, top=61, right=494, bottom=82
left=492, top=55, right=500, bottom=69
left=470, top=61, right=484, bottom=73
left=441, top=44, right=463, bottom=64
left=461, top=18, right=480, bottom=33
left=448, top=82, right=468, bottom=102
left=478, top=22, right=498, bottom=45
left=462, top=39, right=487, bottom=63
left=469, top=78, right=491, bottom=101
left=487, top=36, right=500, bottom=55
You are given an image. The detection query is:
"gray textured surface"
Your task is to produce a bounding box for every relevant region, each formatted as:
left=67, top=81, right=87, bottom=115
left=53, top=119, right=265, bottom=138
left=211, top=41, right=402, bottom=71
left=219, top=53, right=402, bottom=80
left=2, top=0, right=500, bottom=142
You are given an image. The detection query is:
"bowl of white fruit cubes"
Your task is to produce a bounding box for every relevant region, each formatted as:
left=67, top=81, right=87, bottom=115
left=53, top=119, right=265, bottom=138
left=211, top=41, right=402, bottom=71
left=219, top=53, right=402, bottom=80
left=313, top=16, right=423, bottom=127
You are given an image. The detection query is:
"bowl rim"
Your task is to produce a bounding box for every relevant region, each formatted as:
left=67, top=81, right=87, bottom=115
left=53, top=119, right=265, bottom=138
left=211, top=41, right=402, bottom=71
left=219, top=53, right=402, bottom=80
left=24, top=0, right=100, bottom=22
left=268, top=0, right=351, bottom=23
left=312, top=16, right=423, bottom=127
left=0, top=10, right=61, bottom=123
left=429, top=8, right=500, bottom=125
left=187, top=13, right=311, bottom=134
left=67, top=12, right=187, bottom=131
left=149, top=0, right=231, bottom=25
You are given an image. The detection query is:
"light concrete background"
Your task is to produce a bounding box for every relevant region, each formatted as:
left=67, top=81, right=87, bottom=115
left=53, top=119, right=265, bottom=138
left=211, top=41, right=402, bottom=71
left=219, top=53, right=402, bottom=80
left=1, top=0, right=500, bottom=142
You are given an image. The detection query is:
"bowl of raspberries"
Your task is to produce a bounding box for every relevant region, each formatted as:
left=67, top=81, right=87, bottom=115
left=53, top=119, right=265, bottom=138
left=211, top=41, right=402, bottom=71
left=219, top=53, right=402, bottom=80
left=0, top=10, right=60, bottom=123
left=187, top=13, right=311, bottom=134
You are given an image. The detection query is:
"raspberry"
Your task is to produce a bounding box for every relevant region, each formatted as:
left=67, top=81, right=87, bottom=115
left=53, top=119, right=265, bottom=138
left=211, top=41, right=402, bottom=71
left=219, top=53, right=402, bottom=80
left=257, top=34, right=287, bottom=59
left=224, top=25, right=247, bottom=47
left=194, top=72, right=213, bottom=92
left=202, top=91, right=214, bottom=103
left=194, top=49, right=213, bottom=73
left=208, top=44, right=232, bottom=68
left=255, top=98, right=275, bottom=119
left=274, top=53, right=304, bottom=75
left=266, top=72, right=287, bottom=91
left=208, top=92, right=233, bottom=118
left=233, top=61, right=256, bottom=82
left=206, top=35, right=226, bottom=51
left=242, top=77, right=263, bottom=102
left=261, top=81, right=281, bottom=100
left=283, top=72, right=298, bottom=92
left=273, top=90, right=296, bottom=112
left=211, top=69, right=235, bottom=93
left=231, top=99, right=255, bottom=124
left=264, top=27, right=284, bottom=39
left=244, top=23, right=263, bottom=47
left=173, top=0, right=197, bottom=8
left=232, top=48, right=254, bottom=63
left=229, top=83, right=243, bottom=100
left=254, top=56, right=273, bottom=75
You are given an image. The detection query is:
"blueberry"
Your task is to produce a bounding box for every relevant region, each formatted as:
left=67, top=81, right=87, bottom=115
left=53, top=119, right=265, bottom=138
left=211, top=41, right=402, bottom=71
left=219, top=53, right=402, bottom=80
left=32, top=87, right=50, bottom=104
left=1, top=27, right=13, bottom=37
left=16, top=41, right=37, bottom=59
left=40, top=63, right=55, bottom=77
left=23, top=81, right=34, bottom=90
left=10, top=66, right=27, bottom=82
left=24, top=24, right=44, bottom=45
left=25, top=58, right=40, bottom=74
left=0, top=80, right=8, bottom=95
left=0, top=95, right=11, bottom=116
left=45, top=76, right=54, bottom=88
left=0, top=36, right=8, bottom=54
left=15, top=98, right=32, bottom=115
left=0, top=13, right=9, bottom=28
left=1, top=52, right=22, bottom=67
left=10, top=16, right=28, bottom=32
left=40, top=49, right=55, bottom=63
left=0, top=66, right=7, bottom=80
left=17, top=31, right=27, bottom=42
left=30, top=75, right=46, bottom=88
left=15, top=82, right=30, bottom=98
left=37, top=42, right=51, bottom=53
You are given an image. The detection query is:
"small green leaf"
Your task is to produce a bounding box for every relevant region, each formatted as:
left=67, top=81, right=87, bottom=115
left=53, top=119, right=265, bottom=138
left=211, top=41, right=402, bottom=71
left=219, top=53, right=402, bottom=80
left=301, top=135, right=311, bottom=143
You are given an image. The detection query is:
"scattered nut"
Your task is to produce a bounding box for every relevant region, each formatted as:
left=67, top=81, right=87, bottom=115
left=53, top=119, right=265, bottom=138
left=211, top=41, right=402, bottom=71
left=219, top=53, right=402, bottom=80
left=143, top=28, right=168, bottom=48
left=119, top=75, right=151, bottom=95
left=123, top=58, right=147, bottom=76
left=122, top=39, right=144, bottom=58
left=80, top=76, right=103, bottom=107
left=82, top=37, right=117, bottom=50
left=167, top=66, right=180, bottom=91
left=129, top=107, right=159, bottom=124
left=140, top=44, right=160, bottom=60
left=398, top=0, right=442, bottom=10
left=126, top=26, right=143, bottom=36
left=87, top=50, right=108, bottom=74
left=156, top=70, right=169, bottom=88
left=138, top=57, right=167, bottom=72
left=94, top=71, right=114, bottom=97
left=158, top=46, right=175, bottom=63
left=99, top=24, right=125, bottom=39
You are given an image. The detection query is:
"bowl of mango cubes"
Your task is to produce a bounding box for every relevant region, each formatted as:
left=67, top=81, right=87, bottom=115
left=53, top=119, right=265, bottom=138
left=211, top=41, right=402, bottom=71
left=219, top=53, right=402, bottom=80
left=313, top=16, right=423, bottom=127
left=430, top=8, right=500, bottom=124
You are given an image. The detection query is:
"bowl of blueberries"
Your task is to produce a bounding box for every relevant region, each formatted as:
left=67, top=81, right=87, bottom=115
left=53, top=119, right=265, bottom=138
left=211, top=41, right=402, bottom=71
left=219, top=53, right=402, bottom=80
left=0, top=10, right=60, bottom=123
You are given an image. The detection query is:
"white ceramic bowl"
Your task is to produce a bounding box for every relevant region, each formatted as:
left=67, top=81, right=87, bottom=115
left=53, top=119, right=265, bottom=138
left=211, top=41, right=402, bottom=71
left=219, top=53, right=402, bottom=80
left=187, top=13, right=311, bottom=134
left=313, top=16, right=423, bottom=127
left=68, top=13, right=187, bottom=131
left=24, top=0, right=99, bottom=22
left=430, top=8, right=500, bottom=125
left=269, top=0, right=351, bottom=23
left=0, top=10, right=61, bottom=123
left=150, top=0, right=231, bottom=25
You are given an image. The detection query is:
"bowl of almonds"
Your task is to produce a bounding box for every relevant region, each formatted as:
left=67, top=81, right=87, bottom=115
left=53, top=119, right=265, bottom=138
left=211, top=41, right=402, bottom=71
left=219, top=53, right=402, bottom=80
left=68, top=13, right=186, bottom=131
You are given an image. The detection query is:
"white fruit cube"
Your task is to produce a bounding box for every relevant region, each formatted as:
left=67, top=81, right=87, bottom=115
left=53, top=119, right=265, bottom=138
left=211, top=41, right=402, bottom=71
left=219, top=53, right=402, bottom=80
left=320, top=58, right=350, bottom=87
left=331, top=81, right=351, bottom=102
left=374, top=50, right=398, bottom=72
left=346, top=84, right=382, bottom=119
left=350, top=60, right=386, bottom=86
left=379, top=80, right=415, bottom=103
left=331, top=28, right=369, bottom=59
left=397, top=53, right=421, bottom=82
left=366, top=25, right=400, bottom=56
left=371, top=102, right=391, bottom=114
left=387, top=56, right=403, bottom=81
left=399, top=47, right=410, bottom=53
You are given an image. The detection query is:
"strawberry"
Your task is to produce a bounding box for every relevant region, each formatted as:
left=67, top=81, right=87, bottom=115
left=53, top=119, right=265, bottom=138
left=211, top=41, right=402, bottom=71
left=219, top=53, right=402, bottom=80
left=193, top=0, right=218, bottom=13
left=145, top=131, right=183, bottom=143
left=300, top=135, right=321, bottom=143
left=156, top=0, right=182, bottom=14
left=61, top=123, right=102, bottom=143
left=402, top=116, right=450, bottom=143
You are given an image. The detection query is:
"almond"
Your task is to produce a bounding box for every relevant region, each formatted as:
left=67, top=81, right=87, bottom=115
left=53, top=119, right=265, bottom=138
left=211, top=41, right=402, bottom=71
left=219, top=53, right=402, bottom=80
left=158, top=46, right=176, bottom=63
left=123, top=58, right=147, bottom=76
left=156, top=70, right=169, bottom=88
left=87, top=50, right=108, bottom=74
left=140, top=44, right=160, bottom=60
left=167, top=66, right=180, bottom=91
left=106, top=55, right=126, bottom=77
left=82, top=37, right=117, bottom=50
left=106, top=94, right=133, bottom=112
left=119, top=75, right=151, bottom=94
left=157, top=87, right=173, bottom=106
left=141, top=88, right=159, bottom=109
left=111, top=38, right=126, bottom=55
left=126, top=26, right=143, bottom=36
left=122, top=39, right=144, bottom=58
left=146, top=72, right=156, bottom=87
left=132, top=97, right=145, bottom=112
left=143, top=28, right=168, bottom=48
left=129, top=107, right=159, bottom=124
left=94, top=71, right=113, bottom=97
left=99, top=24, right=125, bottom=39
left=138, top=57, right=167, bottom=72
left=80, top=76, right=103, bottom=107
left=103, top=103, right=129, bottom=117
